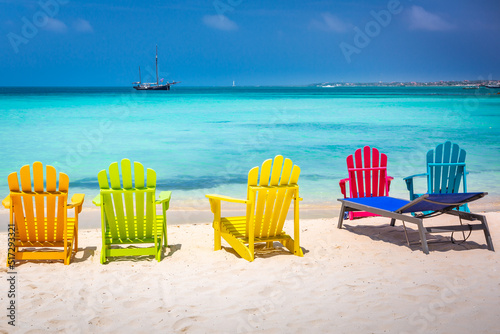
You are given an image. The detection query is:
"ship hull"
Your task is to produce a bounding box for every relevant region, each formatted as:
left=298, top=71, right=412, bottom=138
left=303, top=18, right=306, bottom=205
left=133, top=84, right=171, bottom=90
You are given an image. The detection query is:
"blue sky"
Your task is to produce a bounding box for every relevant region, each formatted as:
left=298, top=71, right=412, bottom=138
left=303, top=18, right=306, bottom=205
left=1, top=0, right=500, bottom=86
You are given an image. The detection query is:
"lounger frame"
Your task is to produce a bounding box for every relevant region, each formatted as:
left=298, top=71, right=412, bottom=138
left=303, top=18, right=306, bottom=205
left=337, top=194, right=494, bottom=254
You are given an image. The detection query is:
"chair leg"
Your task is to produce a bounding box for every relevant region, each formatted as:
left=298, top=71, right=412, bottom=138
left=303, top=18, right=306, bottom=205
left=73, top=227, right=79, bottom=257
left=282, top=237, right=303, bottom=257
left=416, top=221, right=429, bottom=254
left=163, top=227, right=168, bottom=247
left=64, top=248, right=70, bottom=265
left=163, top=216, right=168, bottom=247
left=156, top=242, right=162, bottom=262
left=479, top=215, right=494, bottom=251
left=248, top=239, right=254, bottom=261
left=455, top=211, right=495, bottom=251
left=402, top=221, right=410, bottom=247
left=337, top=204, right=346, bottom=229
left=214, top=222, right=222, bottom=251
left=100, top=246, right=107, bottom=264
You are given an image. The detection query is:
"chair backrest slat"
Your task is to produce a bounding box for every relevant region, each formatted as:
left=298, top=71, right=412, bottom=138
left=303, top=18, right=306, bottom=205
left=432, top=143, right=443, bottom=193
left=346, top=155, right=358, bottom=198
left=448, top=143, right=460, bottom=192
left=121, top=159, right=136, bottom=239
left=122, top=159, right=133, bottom=188
left=19, top=165, right=37, bottom=241
left=45, top=165, right=57, bottom=242
left=8, top=172, right=27, bottom=242
left=145, top=168, right=156, bottom=237
left=109, top=162, right=127, bottom=237
left=270, top=158, right=293, bottom=235
left=134, top=162, right=145, bottom=237
left=378, top=152, right=388, bottom=196
left=279, top=158, right=293, bottom=186
left=98, top=170, right=119, bottom=239
left=246, top=167, right=259, bottom=237
left=440, top=141, right=452, bottom=192
left=260, top=156, right=283, bottom=237
left=33, top=163, right=46, bottom=240
left=363, top=146, right=372, bottom=196
left=269, top=156, right=283, bottom=185
left=453, top=149, right=466, bottom=192
left=32, top=162, right=46, bottom=242
left=252, top=159, right=272, bottom=236
left=371, top=147, right=380, bottom=196
left=56, top=173, right=69, bottom=240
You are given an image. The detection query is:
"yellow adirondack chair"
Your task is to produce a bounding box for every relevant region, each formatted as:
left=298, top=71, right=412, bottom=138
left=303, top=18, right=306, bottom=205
left=206, top=155, right=303, bottom=262
left=2, top=162, right=84, bottom=266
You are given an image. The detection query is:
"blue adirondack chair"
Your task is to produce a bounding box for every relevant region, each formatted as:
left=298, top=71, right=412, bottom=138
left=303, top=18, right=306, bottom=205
left=404, top=141, right=469, bottom=212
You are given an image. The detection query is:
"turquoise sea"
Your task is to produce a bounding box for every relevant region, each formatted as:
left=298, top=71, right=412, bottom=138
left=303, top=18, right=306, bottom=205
left=1, top=86, right=499, bottom=216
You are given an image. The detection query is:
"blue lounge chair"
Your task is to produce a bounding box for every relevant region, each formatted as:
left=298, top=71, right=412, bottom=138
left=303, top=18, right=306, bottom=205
left=404, top=141, right=469, bottom=212
left=337, top=192, right=494, bottom=254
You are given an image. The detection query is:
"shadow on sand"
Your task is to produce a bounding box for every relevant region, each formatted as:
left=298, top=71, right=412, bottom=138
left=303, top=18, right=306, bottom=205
left=100, top=243, right=182, bottom=264
left=221, top=241, right=309, bottom=260
left=343, top=223, right=488, bottom=253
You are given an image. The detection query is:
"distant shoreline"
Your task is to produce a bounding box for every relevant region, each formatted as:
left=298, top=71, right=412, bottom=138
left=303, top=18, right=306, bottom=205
left=312, top=80, right=500, bottom=88
left=1, top=80, right=499, bottom=89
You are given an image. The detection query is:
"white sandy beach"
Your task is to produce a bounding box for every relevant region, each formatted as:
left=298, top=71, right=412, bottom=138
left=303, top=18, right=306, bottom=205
left=1, top=210, right=499, bottom=333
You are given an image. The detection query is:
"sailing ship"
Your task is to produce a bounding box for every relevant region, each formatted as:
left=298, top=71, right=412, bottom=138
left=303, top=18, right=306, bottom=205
left=133, top=45, right=179, bottom=90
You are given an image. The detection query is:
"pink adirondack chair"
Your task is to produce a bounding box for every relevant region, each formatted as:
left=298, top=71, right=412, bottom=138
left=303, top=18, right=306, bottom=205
left=339, top=146, right=394, bottom=220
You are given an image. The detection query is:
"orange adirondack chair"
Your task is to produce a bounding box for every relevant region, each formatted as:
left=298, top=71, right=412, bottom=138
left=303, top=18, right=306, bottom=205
left=2, top=162, right=84, bottom=265
left=339, top=146, right=393, bottom=220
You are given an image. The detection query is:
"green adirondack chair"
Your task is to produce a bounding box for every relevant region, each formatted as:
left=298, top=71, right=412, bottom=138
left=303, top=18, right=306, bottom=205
left=92, top=159, right=172, bottom=263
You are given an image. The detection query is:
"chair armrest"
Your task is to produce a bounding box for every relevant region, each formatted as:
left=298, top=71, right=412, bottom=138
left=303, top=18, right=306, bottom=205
left=205, top=194, right=249, bottom=204
left=339, top=178, right=349, bottom=198
left=403, top=173, right=427, bottom=197
left=403, top=173, right=427, bottom=181
left=206, top=194, right=249, bottom=215
left=386, top=176, right=394, bottom=193
left=68, top=194, right=85, bottom=213
left=155, top=191, right=172, bottom=204
left=92, top=194, right=101, bottom=206
left=155, top=191, right=172, bottom=211
left=2, top=195, right=10, bottom=209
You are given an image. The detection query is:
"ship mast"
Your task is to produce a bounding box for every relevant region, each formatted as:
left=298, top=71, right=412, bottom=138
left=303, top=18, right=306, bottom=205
left=156, top=45, right=159, bottom=86
left=139, top=66, right=141, bottom=84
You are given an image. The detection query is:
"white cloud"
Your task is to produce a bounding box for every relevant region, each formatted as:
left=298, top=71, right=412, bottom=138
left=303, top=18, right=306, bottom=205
left=202, top=15, right=238, bottom=31
left=73, top=18, right=93, bottom=33
left=43, top=18, right=67, bottom=33
left=408, top=6, right=455, bottom=31
left=310, top=12, right=350, bottom=33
